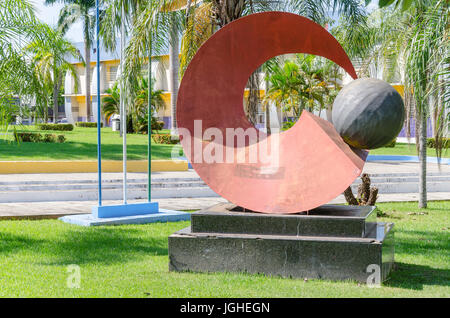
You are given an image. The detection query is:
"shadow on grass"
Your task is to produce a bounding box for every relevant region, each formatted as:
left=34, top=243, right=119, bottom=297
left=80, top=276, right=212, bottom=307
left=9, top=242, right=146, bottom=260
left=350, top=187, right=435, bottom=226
left=0, top=139, right=175, bottom=160
left=0, top=226, right=169, bottom=265
left=0, top=232, right=46, bottom=254
left=44, top=227, right=169, bottom=265
left=386, top=262, right=450, bottom=290
left=385, top=227, right=450, bottom=290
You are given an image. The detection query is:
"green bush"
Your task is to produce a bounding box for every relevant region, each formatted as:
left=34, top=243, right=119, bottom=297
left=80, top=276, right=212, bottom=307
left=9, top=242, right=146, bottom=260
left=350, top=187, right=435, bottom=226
left=427, top=137, right=450, bottom=149
left=383, top=139, right=396, bottom=148
left=151, top=134, right=179, bottom=144
left=151, top=121, right=165, bottom=131
left=76, top=122, right=103, bottom=128
left=282, top=121, right=295, bottom=131
left=15, top=132, right=66, bottom=143
left=38, top=123, right=74, bottom=131
left=15, top=132, right=41, bottom=142
left=44, top=134, right=57, bottom=143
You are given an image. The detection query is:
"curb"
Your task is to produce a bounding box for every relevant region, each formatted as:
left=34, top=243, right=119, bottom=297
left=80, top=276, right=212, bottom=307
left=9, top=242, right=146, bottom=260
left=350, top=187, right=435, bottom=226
left=367, top=155, right=450, bottom=165
left=0, top=160, right=188, bottom=174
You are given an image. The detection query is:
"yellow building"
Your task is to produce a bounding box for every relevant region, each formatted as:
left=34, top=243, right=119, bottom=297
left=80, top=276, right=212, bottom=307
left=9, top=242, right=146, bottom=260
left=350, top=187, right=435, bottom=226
left=63, top=42, right=172, bottom=127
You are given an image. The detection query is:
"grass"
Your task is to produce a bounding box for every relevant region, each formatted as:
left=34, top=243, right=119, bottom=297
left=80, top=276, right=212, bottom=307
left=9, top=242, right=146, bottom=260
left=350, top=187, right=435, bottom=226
left=370, top=142, right=449, bottom=158
left=1, top=126, right=448, bottom=161
left=0, top=201, right=448, bottom=297
left=0, top=127, right=180, bottom=161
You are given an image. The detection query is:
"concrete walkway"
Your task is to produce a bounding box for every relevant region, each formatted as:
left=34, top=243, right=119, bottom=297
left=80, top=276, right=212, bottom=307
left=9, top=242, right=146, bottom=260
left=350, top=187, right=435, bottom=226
left=0, top=161, right=449, bottom=219
left=1, top=161, right=449, bottom=183
left=0, top=192, right=449, bottom=220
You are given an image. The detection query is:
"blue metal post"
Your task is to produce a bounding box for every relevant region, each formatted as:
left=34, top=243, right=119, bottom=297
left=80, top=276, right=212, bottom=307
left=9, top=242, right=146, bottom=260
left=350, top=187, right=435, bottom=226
left=96, top=0, right=102, bottom=206
left=148, top=42, right=152, bottom=202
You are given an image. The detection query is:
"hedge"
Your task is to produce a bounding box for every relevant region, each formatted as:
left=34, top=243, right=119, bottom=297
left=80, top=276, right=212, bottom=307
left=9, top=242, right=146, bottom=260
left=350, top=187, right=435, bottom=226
left=38, top=123, right=74, bottom=131
left=427, top=137, right=450, bottom=149
left=151, top=134, right=179, bottom=144
left=76, top=122, right=103, bottom=128
left=15, top=132, right=66, bottom=143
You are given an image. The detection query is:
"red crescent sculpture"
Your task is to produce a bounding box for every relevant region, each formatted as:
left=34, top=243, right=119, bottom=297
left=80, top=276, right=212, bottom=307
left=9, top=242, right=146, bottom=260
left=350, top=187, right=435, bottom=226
left=177, top=12, right=367, bottom=213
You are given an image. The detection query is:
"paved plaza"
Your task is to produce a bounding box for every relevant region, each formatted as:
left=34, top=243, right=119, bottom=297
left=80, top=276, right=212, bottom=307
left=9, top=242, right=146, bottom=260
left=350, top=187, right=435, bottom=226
left=0, top=161, right=448, bottom=219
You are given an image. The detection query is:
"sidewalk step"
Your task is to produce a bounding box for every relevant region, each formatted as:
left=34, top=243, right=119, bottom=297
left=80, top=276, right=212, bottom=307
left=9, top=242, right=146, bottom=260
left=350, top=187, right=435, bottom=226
left=0, top=187, right=218, bottom=203
left=0, top=180, right=208, bottom=192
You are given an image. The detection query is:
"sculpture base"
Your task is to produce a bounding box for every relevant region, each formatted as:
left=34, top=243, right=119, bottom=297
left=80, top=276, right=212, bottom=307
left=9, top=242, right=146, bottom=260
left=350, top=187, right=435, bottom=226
left=168, top=203, right=394, bottom=283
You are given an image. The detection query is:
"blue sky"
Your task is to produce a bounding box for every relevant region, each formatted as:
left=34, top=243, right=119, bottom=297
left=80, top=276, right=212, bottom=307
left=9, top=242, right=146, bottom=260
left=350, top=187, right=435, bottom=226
left=32, top=0, right=84, bottom=42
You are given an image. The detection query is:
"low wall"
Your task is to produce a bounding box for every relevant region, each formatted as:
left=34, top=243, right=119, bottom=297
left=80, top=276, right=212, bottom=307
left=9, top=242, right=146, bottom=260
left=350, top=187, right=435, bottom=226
left=0, top=160, right=188, bottom=174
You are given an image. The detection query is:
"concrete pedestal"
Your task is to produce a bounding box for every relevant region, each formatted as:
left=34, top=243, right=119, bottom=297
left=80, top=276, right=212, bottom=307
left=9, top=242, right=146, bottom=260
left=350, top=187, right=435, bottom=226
left=168, top=203, right=394, bottom=283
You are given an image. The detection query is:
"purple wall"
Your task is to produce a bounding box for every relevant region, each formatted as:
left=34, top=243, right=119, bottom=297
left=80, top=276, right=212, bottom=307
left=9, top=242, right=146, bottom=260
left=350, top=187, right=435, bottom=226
left=397, top=117, right=433, bottom=138
left=162, top=116, right=171, bottom=129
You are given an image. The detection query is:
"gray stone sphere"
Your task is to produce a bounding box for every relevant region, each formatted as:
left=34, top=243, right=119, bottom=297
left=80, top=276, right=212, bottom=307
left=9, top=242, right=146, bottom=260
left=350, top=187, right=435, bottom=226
left=332, top=78, right=405, bottom=149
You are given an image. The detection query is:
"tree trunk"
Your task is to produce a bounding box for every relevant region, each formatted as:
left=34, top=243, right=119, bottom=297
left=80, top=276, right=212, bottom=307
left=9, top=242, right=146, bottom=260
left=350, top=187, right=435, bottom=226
left=343, top=186, right=358, bottom=205
left=246, top=71, right=260, bottom=125
left=169, top=17, right=179, bottom=136
left=265, top=104, right=271, bottom=134
left=415, top=105, right=420, bottom=154
left=84, top=34, right=91, bottom=122
left=418, top=109, right=427, bottom=208
left=44, top=99, right=48, bottom=123
left=53, top=81, right=58, bottom=123
left=265, top=77, right=271, bottom=134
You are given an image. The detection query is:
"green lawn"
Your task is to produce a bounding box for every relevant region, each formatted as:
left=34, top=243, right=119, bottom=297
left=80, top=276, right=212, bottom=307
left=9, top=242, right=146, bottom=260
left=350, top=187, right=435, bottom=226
left=370, top=142, right=449, bottom=158
left=0, top=201, right=448, bottom=297
left=0, top=127, right=179, bottom=161
left=0, top=126, right=448, bottom=161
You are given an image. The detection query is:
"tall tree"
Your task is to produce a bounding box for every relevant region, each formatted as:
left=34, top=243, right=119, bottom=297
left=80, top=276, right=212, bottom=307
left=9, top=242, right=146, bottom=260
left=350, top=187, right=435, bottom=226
left=26, top=25, right=82, bottom=123
left=0, top=0, right=41, bottom=130
left=404, top=0, right=448, bottom=208
left=351, top=0, right=449, bottom=208
left=45, top=0, right=96, bottom=121
left=124, top=0, right=368, bottom=134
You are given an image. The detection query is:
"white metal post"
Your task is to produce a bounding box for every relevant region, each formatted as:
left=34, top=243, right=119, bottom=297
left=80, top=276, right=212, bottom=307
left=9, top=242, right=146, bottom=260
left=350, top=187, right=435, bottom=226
left=120, top=4, right=127, bottom=204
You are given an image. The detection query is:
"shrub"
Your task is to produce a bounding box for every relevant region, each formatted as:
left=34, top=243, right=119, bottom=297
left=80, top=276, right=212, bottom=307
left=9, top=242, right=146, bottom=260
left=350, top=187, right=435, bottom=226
left=151, top=121, right=165, bottom=131
left=76, top=122, right=103, bottom=128
left=427, top=137, right=450, bottom=149
left=43, top=134, right=56, bottom=143
left=383, top=139, right=396, bottom=148
left=15, top=132, right=41, bottom=142
left=151, top=134, right=179, bottom=144
left=38, top=123, right=74, bottom=131
left=15, top=132, right=66, bottom=143
left=282, top=121, right=295, bottom=131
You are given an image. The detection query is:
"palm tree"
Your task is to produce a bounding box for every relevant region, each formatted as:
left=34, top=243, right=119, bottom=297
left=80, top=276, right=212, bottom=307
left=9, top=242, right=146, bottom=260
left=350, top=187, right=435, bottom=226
left=263, top=54, right=342, bottom=123
left=45, top=0, right=96, bottom=122
left=102, top=82, right=121, bottom=120
left=134, top=76, right=165, bottom=114
left=342, top=0, right=449, bottom=208
left=0, top=0, right=35, bottom=50
left=0, top=0, right=46, bottom=131
left=404, top=1, right=448, bottom=208
left=134, top=76, right=165, bottom=133
left=102, top=77, right=164, bottom=132
left=26, top=25, right=82, bottom=123
left=124, top=0, right=368, bottom=134
left=264, top=60, right=304, bottom=121
left=337, top=0, right=449, bottom=208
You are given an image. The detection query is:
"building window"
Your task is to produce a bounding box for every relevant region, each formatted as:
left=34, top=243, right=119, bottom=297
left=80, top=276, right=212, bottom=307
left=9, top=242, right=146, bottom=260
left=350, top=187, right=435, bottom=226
left=109, top=66, right=118, bottom=84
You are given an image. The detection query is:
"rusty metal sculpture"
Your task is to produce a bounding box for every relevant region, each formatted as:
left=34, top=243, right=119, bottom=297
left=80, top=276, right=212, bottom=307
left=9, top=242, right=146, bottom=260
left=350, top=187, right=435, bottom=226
left=177, top=12, right=367, bottom=213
